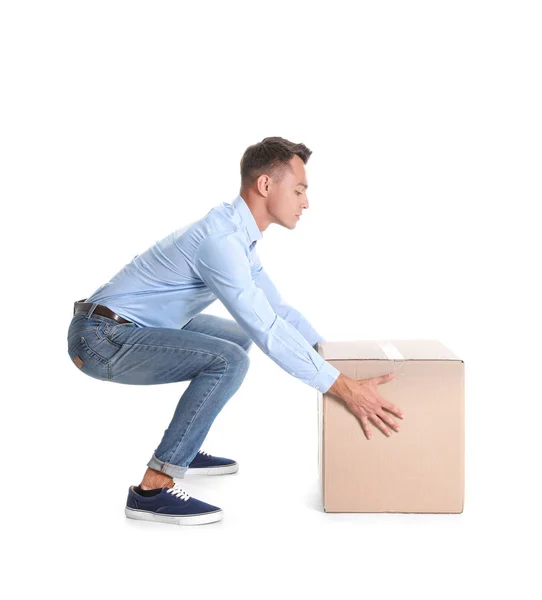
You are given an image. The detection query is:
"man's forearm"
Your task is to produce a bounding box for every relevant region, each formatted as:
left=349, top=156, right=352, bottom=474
left=327, top=372, right=355, bottom=404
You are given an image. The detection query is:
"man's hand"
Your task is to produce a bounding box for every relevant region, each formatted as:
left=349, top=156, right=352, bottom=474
left=328, top=372, right=404, bottom=440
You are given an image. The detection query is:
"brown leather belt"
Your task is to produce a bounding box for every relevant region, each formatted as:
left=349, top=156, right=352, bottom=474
left=73, top=298, right=133, bottom=324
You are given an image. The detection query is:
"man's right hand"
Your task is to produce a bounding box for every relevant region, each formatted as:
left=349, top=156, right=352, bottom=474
left=327, top=372, right=404, bottom=440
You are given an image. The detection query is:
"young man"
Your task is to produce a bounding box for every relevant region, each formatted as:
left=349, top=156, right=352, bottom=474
left=67, top=136, right=402, bottom=526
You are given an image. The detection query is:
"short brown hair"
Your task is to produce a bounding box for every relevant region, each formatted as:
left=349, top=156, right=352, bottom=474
left=240, top=136, right=312, bottom=189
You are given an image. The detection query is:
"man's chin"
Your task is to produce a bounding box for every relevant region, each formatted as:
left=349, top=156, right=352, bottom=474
left=278, top=219, right=296, bottom=230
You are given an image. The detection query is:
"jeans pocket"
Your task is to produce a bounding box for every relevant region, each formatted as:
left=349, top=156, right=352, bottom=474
left=68, top=335, right=114, bottom=381
left=99, top=321, right=137, bottom=346
left=67, top=317, right=97, bottom=347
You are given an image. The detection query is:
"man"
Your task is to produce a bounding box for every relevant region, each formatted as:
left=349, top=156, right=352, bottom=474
left=67, top=136, right=403, bottom=526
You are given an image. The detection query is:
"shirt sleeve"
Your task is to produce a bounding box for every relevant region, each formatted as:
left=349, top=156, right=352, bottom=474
left=250, top=249, right=326, bottom=347
left=193, top=233, right=340, bottom=393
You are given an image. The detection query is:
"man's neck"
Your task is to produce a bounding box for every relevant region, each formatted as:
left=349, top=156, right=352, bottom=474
left=239, top=190, right=272, bottom=233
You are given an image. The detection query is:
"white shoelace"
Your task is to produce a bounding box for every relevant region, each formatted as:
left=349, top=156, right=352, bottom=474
left=199, top=450, right=211, bottom=457
left=166, top=482, right=191, bottom=501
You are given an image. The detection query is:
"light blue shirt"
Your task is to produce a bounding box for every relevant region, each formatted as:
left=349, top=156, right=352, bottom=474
left=85, top=194, right=340, bottom=392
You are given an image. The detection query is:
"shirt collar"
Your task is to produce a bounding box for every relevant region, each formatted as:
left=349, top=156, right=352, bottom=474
left=232, top=194, right=263, bottom=246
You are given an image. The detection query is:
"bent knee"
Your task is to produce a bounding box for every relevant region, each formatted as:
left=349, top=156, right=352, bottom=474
left=228, top=344, right=250, bottom=367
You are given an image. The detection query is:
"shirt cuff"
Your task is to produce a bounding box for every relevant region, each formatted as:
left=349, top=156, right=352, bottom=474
left=309, top=360, right=341, bottom=393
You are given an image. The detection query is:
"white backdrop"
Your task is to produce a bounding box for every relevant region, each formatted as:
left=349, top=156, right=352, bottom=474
left=2, top=1, right=540, bottom=598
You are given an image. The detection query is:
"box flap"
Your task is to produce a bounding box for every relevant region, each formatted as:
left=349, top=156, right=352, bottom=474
left=316, top=340, right=462, bottom=361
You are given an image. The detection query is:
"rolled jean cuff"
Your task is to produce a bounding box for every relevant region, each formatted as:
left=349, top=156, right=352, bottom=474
left=147, top=452, right=188, bottom=479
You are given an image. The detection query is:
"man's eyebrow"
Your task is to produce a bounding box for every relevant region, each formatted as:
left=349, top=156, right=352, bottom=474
left=297, top=183, right=309, bottom=189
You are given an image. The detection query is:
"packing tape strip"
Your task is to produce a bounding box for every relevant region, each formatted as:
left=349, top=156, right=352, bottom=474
left=377, top=341, right=405, bottom=360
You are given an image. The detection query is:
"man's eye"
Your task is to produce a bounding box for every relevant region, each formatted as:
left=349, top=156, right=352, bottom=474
left=295, top=191, right=302, bottom=195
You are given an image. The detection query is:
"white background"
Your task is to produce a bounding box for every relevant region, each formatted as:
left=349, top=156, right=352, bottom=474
left=2, top=1, right=541, bottom=598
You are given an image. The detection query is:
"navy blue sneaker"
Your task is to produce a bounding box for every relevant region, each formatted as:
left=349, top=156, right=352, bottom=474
left=186, top=450, right=239, bottom=475
left=125, top=482, right=223, bottom=525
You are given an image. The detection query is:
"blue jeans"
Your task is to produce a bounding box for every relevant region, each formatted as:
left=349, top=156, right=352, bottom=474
left=66, top=304, right=253, bottom=479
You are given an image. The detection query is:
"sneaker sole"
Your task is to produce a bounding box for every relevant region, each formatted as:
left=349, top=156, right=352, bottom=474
left=185, top=463, right=239, bottom=476
left=125, top=507, right=223, bottom=526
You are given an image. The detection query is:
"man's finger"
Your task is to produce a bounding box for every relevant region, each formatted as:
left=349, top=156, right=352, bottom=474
left=375, top=372, right=396, bottom=385
left=382, top=403, right=404, bottom=418
left=369, top=414, right=392, bottom=437
left=360, top=415, right=372, bottom=440
left=377, top=411, right=400, bottom=431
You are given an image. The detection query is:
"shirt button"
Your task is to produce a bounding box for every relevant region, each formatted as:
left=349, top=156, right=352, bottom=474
left=292, top=371, right=295, bottom=375
left=316, top=385, right=320, bottom=389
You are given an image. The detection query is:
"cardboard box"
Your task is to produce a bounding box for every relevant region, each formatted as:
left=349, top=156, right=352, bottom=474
left=315, top=340, right=464, bottom=513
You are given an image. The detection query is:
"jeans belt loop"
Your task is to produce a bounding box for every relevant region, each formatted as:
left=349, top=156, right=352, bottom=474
left=86, top=302, right=99, bottom=319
